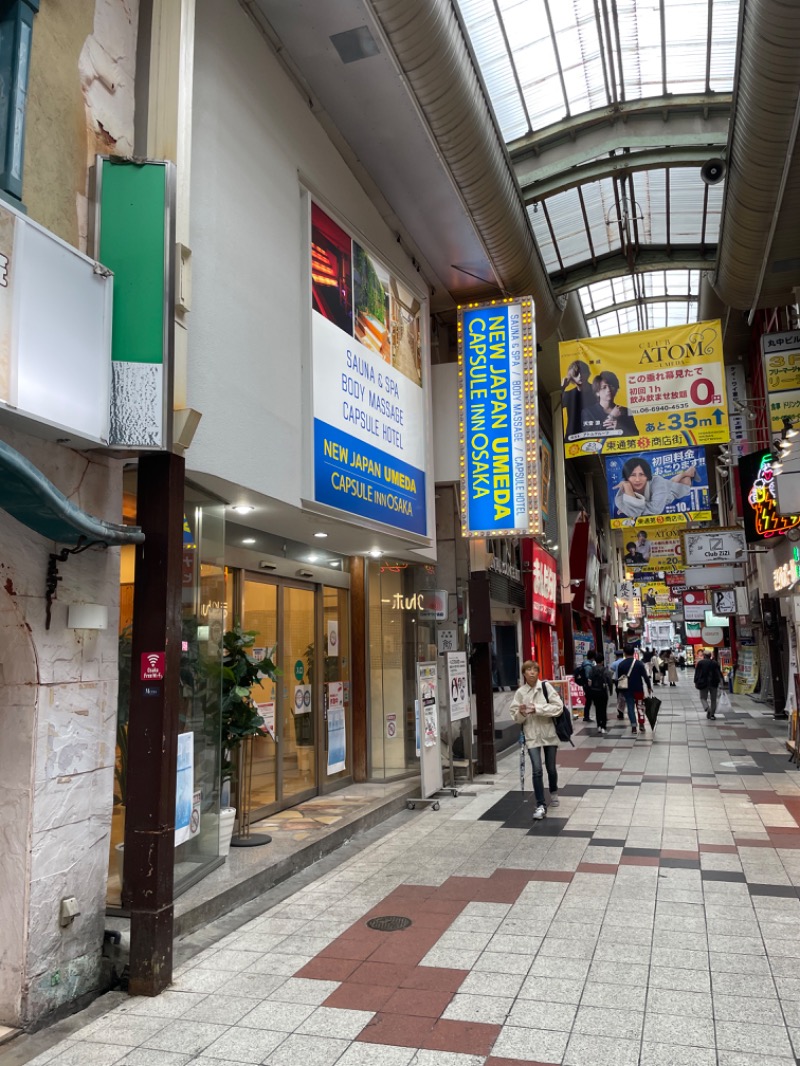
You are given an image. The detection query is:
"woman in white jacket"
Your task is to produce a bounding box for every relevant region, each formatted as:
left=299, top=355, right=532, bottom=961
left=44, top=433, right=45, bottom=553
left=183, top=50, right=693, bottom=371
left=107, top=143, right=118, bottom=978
left=511, top=661, right=564, bottom=821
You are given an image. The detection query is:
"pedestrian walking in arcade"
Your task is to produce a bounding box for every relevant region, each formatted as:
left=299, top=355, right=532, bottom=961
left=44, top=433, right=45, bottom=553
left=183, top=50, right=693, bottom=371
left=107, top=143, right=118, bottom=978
left=616, top=645, right=652, bottom=735
left=574, top=649, right=596, bottom=723
left=511, top=660, right=563, bottom=820
left=694, top=651, right=723, bottom=718
left=664, top=648, right=679, bottom=686
left=587, top=656, right=611, bottom=734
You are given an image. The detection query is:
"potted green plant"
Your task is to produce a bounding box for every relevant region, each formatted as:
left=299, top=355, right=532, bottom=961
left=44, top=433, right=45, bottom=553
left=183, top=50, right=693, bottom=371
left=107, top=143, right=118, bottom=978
left=216, top=625, right=278, bottom=848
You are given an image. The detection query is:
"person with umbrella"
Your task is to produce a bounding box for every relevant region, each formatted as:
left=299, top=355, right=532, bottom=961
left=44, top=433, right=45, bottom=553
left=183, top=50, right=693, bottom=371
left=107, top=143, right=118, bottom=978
left=616, top=645, right=652, bottom=736
left=511, top=661, right=563, bottom=821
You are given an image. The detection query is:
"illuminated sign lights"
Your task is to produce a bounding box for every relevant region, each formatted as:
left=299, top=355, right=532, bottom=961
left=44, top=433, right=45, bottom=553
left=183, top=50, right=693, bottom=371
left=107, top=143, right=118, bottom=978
left=457, top=297, right=539, bottom=537
left=740, top=450, right=800, bottom=543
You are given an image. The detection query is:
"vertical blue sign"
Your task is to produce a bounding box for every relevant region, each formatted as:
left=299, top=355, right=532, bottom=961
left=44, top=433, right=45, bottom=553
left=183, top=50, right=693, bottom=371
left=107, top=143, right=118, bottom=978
left=459, top=300, right=537, bottom=536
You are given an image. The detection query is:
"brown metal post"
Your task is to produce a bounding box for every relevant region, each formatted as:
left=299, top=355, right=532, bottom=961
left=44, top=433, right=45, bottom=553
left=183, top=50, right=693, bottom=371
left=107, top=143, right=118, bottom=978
left=560, top=603, right=575, bottom=674
left=468, top=573, right=496, bottom=775
left=762, top=594, right=787, bottom=717
left=350, top=557, right=368, bottom=782
left=125, top=451, right=184, bottom=996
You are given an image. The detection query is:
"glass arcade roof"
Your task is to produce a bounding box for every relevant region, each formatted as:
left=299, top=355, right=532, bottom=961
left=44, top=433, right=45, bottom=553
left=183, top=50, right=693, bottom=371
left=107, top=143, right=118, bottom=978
left=456, top=0, right=740, bottom=334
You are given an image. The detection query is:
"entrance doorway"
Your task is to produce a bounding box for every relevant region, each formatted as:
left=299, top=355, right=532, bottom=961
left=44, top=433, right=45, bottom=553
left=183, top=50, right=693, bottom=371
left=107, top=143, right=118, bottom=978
left=241, top=575, right=351, bottom=818
left=242, top=577, right=316, bottom=814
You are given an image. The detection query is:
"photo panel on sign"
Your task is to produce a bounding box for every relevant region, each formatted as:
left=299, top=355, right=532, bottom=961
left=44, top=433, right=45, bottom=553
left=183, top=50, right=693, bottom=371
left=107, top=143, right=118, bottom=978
left=559, top=320, right=729, bottom=459
left=605, top=445, right=711, bottom=528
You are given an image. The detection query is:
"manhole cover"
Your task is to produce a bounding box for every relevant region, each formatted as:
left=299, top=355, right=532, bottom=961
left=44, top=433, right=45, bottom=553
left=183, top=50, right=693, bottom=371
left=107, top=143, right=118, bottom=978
left=366, top=916, right=412, bottom=931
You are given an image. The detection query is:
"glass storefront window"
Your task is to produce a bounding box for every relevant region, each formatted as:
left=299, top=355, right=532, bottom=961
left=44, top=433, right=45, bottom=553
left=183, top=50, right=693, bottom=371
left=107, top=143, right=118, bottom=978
left=281, top=586, right=317, bottom=801
left=174, top=491, right=226, bottom=896
left=368, top=560, right=437, bottom=779
left=323, top=585, right=351, bottom=781
left=242, top=578, right=278, bottom=811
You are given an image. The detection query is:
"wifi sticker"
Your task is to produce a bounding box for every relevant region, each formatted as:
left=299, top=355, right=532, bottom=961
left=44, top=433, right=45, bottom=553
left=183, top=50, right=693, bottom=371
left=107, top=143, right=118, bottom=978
left=141, top=651, right=166, bottom=681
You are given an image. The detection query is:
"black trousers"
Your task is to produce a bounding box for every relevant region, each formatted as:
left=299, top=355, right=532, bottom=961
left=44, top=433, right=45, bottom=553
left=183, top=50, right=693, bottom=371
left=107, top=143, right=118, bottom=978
left=592, top=691, right=608, bottom=729
left=582, top=690, right=593, bottom=720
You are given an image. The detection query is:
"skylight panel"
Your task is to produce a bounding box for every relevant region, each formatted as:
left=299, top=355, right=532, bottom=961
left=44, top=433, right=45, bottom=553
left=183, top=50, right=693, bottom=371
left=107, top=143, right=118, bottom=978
left=709, top=0, right=739, bottom=90
left=458, top=0, right=529, bottom=140
left=527, top=205, right=561, bottom=272
left=665, top=0, right=710, bottom=94
left=669, top=167, right=707, bottom=242
left=616, top=0, right=663, bottom=99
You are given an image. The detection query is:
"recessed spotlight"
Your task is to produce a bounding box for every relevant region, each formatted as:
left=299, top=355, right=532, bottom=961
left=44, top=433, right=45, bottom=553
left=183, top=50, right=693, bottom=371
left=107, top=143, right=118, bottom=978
left=314, top=532, right=328, bottom=539
left=307, top=553, right=319, bottom=563
left=231, top=504, right=254, bottom=514
left=242, top=538, right=256, bottom=545
left=330, top=561, right=340, bottom=567
left=368, top=549, right=382, bottom=558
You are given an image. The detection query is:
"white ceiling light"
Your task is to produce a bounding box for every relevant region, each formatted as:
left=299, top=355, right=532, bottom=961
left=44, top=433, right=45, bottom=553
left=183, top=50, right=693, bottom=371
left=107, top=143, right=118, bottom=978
left=242, top=538, right=256, bottom=545
left=231, top=504, right=254, bottom=514
left=314, top=532, right=328, bottom=538
left=368, top=549, right=382, bottom=557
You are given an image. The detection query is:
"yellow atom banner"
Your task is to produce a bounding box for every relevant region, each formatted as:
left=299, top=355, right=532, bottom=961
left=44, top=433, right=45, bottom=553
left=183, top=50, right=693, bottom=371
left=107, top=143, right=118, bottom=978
left=559, top=320, right=729, bottom=458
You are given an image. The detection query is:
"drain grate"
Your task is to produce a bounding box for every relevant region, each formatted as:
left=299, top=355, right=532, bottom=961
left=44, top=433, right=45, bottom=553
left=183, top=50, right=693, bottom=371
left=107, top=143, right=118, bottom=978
left=366, top=915, right=412, bottom=932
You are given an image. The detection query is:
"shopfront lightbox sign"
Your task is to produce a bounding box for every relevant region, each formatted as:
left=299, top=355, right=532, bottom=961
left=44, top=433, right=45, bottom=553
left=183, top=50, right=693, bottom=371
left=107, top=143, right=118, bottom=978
left=308, top=201, right=429, bottom=539
left=683, top=528, right=746, bottom=566
left=458, top=297, right=539, bottom=537
left=531, top=543, right=557, bottom=625
left=773, top=547, right=800, bottom=593
left=0, top=198, right=113, bottom=445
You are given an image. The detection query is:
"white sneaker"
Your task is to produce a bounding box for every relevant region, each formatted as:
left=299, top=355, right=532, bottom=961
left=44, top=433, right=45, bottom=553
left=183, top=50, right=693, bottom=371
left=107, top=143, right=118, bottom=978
left=533, top=805, right=546, bottom=820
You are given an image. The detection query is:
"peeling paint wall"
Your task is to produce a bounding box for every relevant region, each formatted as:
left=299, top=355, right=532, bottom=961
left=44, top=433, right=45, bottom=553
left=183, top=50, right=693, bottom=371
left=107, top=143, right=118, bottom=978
left=24, top=0, right=139, bottom=251
left=0, top=426, right=123, bottom=1028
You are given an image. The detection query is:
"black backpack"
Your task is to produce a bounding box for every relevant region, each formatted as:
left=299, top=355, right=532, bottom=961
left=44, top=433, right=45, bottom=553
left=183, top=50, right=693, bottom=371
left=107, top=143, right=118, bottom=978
left=544, top=681, right=575, bottom=746
left=588, top=664, right=608, bottom=693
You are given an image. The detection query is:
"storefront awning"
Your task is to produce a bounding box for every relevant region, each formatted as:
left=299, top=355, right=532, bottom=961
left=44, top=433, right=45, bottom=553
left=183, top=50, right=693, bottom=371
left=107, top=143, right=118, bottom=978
left=0, top=439, right=144, bottom=546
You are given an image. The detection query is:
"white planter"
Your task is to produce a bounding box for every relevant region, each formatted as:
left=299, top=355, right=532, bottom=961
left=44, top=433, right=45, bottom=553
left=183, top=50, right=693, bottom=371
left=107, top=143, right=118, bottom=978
left=219, top=807, right=236, bottom=858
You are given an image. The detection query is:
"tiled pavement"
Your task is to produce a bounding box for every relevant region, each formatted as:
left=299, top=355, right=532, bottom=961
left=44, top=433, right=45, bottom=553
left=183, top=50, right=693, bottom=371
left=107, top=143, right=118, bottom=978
left=19, top=683, right=800, bottom=1066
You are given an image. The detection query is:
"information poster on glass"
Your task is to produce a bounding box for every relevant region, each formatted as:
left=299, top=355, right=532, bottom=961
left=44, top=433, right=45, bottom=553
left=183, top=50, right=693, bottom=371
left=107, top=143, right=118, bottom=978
left=175, top=731, right=194, bottom=847
left=326, top=681, right=346, bottom=774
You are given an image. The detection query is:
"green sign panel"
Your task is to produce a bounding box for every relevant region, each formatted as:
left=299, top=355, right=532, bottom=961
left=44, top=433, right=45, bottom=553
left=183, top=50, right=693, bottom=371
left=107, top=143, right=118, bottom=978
left=294, top=660, right=305, bottom=682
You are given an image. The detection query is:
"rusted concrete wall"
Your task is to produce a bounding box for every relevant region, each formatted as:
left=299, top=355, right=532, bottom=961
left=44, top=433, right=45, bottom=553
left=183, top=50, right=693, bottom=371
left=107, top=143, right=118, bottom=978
left=24, top=0, right=138, bottom=251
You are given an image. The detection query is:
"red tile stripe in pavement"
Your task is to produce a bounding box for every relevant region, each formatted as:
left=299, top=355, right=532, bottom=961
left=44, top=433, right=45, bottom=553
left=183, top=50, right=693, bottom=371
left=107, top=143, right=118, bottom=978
left=292, top=785, right=800, bottom=1055
left=297, top=868, right=576, bottom=1054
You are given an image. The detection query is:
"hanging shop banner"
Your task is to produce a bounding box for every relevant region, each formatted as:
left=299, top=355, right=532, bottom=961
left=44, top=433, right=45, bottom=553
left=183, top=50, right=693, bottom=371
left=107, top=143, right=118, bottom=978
left=326, top=682, right=346, bottom=775
left=635, top=581, right=675, bottom=610
left=559, top=319, right=728, bottom=458
left=532, top=543, right=557, bottom=625
left=620, top=529, right=684, bottom=570
left=458, top=298, right=540, bottom=536
left=616, top=581, right=642, bottom=619
left=739, top=449, right=800, bottom=543
left=310, top=201, right=428, bottom=537
left=762, top=331, right=800, bottom=432
left=726, top=364, right=749, bottom=460
left=733, top=645, right=759, bottom=695
left=683, top=528, right=747, bottom=566
left=540, top=436, right=553, bottom=524
left=447, top=652, right=470, bottom=722
left=605, top=446, right=711, bottom=528
left=711, top=589, right=738, bottom=615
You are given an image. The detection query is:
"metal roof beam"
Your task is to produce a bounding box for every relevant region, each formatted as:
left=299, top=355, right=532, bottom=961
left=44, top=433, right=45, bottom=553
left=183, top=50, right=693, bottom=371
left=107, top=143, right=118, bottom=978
left=550, top=246, right=717, bottom=294
left=519, top=142, right=728, bottom=204
left=584, top=293, right=697, bottom=320
left=509, top=93, right=731, bottom=162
